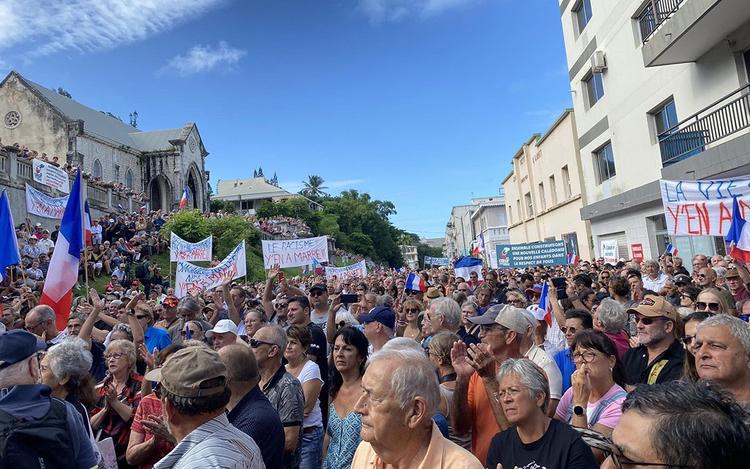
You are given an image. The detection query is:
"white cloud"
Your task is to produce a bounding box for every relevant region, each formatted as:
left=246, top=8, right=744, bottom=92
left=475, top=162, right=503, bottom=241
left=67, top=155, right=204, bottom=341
left=359, top=0, right=478, bottom=22
left=0, top=0, right=226, bottom=58
left=159, top=41, right=246, bottom=76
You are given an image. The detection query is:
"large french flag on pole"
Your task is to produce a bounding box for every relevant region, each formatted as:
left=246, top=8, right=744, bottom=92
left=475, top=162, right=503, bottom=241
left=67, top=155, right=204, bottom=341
left=40, top=170, right=86, bottom=330
left=454, top=256, right=483, bottom=281
left=726, top=196, right=750, bottom=263
left=0, top=190, right=21, bottom=281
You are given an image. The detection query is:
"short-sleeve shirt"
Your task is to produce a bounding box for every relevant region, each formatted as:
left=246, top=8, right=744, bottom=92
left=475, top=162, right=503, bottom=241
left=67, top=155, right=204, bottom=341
left=555, top=384, right=626, bottom=429
left=290, top=360, right=324, bottom=429
left=131, top=393, right=175, bottom=469
left=262, top=365, right=305, bottom=429
left=553, top=348, right=576, bottom=393
left=227, top=385, right=285, bottom=469
left=622, top=340, right=684, bottom=386
left=525, top=344, right=563, bottom=400
left=467, top=372, right=500, bottom=464
left=144, top=326, right=172, bottom=353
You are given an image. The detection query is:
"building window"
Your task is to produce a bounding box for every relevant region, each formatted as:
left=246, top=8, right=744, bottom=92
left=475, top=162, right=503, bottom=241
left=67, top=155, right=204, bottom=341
left=562, top=165, right=572, bottom=199
left=583, top=72, right=604, bottom=108
left=573, top=0, right=593, bottom=34
left=653, top=99, right=678, bottom=137
left=593, top=142, right=616, bottom=184
left=508, top=205, right=513, bottom=224
left=3, top=110, right=21, bottom=129
left=114, top=165, right=120, bottom=183
left=549, top=175, right=558, bottom=205
left=516, top=200, right=522, bottom=221
left=92, top=159, right=103, bottom=179
left=538, top=183, right=546, bottom=211
left=525, top=192, right=534, bottom=217
left=125, top=169, right=134, bottom=189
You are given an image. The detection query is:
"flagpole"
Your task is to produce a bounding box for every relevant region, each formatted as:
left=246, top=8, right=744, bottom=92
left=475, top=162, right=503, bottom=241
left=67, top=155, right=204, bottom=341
left=83, top=247, right=90, bottom=292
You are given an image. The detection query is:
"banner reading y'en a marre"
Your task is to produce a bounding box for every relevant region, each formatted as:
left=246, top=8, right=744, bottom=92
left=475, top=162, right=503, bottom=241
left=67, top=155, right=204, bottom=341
left=262, top=236, right=329, bottom=269
left=170, top=232, right=213, bottom=262
left=175, top=241, right=246, bottom=298
left=32, top=159, right=70, bottom=194
left=325, top=260, right=367, bottom=280
left=25, top=183, right=68, bottom=219
left=660, top=178, right=750, bottom=236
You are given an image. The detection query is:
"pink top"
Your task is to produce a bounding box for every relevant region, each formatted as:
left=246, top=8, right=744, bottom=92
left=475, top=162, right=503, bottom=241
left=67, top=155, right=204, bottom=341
left=555, top=383, right=626, bottom=430
left=605, top=330, right=630, bottom=358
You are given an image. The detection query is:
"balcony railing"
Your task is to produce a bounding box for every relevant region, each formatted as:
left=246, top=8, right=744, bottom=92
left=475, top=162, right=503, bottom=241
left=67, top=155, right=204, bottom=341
left=638, top=0, right=685, bottom=43
left=16, top=159, right=32, bottom=179
left=659, top=84, right=750, bottom=166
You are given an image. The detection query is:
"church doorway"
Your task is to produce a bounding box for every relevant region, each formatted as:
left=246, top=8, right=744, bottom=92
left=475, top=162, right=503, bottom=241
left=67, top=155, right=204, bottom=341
left=148, top=176, right=171, bottom=212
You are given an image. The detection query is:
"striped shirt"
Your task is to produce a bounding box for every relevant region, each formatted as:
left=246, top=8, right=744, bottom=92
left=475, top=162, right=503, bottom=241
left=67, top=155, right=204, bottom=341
left=153, top=414, right=265, bottom=469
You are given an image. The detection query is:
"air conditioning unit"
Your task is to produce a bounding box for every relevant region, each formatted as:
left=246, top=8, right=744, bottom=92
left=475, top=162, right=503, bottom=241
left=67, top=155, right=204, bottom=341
left=591, top=50, right=607, bottom=72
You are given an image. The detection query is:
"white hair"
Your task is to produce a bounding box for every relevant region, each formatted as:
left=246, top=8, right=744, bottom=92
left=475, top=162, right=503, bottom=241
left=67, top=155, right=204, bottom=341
left=698, top=315, right=750, bottom=355
left=381, top=337, right=423, bottom=352
left=46, top=337, right=93, bottom=381
left=597, top=298, right=627, bottom=333
left=430, top=297, right=461, bottom=331
left=335, top=309, right=359, bottom=327
left=497, top=358, right=550, bottom=412
left=367, top=347, right=440, bottom=414
left=0, top=356, right=34, bottom=388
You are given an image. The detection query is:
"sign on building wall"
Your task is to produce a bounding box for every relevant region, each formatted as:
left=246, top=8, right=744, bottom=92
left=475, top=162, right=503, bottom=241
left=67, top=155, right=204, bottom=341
left=600, top=239, right=618, bottom=264
left=631, top=243, right=644, bottom=262
left=261, top=236, right=329, bottom=269
left=495, top=241, right=568, bottom=268
left=32, top=159, right=70, bottom=194
left=660, top=178, right=750, bottom=236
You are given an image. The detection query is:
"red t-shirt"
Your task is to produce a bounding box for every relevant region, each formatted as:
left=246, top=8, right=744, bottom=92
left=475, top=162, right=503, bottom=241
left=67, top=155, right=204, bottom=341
left=131, top=393, right=174, bottom=469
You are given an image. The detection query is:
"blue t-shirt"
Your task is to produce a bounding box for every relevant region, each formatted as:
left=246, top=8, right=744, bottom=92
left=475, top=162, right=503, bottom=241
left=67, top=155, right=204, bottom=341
left=554, top=348, right=576, bottom=393
left=144, top=326, right=172, bottom=353
left=227, top=385, right=285, bottom=469
left=0, top=384, right=98, bottom=469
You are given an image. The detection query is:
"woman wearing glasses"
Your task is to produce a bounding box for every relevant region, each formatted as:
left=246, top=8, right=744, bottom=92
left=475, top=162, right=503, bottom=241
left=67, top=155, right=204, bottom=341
left=91, top=339, right=143, bottom=468
left=458, top=300, right=481, bottom=342
left=554, top=330, right=627, bottom=463
left=695, top=287, right=731, bottom=315
left=396, top=298, right=424, bottom=341
left=681, top=311, right=711, bottom=381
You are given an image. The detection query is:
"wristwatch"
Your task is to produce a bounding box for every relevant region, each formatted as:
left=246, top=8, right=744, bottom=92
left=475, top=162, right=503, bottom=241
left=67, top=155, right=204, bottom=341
left=573, top=405, right=585, bottom=416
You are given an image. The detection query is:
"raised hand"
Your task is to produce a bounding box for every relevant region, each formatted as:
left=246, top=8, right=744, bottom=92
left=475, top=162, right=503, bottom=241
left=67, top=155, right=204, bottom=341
left=467, top=343, right=496, bottom=379
left=89, top=288, right=104, bottom=310
left=138, top=343, right=155, bottom=370
left=450, top=340, right=475, bottom=380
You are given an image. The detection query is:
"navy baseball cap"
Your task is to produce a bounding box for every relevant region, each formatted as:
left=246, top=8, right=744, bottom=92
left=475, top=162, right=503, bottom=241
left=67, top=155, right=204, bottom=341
left=359, top=306, right=396, bottom=330
left=0, top=330, right=46, bottom=369
left=309, top=284, right=327, bottom=292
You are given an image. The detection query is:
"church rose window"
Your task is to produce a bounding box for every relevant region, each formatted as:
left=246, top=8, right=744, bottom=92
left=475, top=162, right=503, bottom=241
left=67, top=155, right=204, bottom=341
left=3, top=111, right=21, bottom=129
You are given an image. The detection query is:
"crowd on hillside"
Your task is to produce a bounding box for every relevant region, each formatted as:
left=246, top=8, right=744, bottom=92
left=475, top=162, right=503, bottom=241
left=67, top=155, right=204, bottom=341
left=1, top=138, right=147, bottom=201
left=255, top=216, right=313, bottom=239
left=2, top=206, right=750, bottom=469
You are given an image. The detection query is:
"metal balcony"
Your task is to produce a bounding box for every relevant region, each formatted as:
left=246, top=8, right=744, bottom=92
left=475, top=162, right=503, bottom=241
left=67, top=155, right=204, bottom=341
left=638, top=0, right=685, bottom=43
left=659, top=84, right=750, bottom=165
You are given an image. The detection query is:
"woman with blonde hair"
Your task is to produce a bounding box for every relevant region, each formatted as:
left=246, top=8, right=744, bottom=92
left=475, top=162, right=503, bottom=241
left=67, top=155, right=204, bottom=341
left=396, top=298, right=424, bottom=341
left=695, top=287, right=731, bottom=315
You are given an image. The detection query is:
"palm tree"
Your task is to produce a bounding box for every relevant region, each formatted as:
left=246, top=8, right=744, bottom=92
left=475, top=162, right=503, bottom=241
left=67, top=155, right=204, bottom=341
left=300, top=175, right=328, bottom=198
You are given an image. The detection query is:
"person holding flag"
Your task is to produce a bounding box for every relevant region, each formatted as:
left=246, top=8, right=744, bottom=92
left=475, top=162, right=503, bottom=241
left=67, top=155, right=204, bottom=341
left=39, top=169, right=87, bottom=331
left=179, top=186, right=189, bottom=209
left=0, top=190, right=21, bottom=283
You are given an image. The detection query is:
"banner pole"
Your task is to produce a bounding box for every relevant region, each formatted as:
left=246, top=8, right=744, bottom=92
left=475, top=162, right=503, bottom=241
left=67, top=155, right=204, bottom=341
left=83, top=247, right=90, bottom=292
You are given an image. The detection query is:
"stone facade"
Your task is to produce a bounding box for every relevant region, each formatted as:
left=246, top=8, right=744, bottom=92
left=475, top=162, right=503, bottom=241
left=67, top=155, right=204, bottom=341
left=0, top=71, right=209, bottom=213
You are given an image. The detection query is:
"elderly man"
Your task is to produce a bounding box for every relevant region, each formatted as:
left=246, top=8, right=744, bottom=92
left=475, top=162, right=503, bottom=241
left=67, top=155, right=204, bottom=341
left=725, top=267, right=750, bottom=304
left=0, top=330, right=98, bottom=468
left=207, top=319, right=239, bottom=351
left=146, top=347, right=264, bottom=468
left=695, top=266, right=717, bottom=289
left=642, top=260, right=670, bottom=294
left=251, top=324, right=304, bottom=466
left=623, top=295, right=684, bottom=388
left=351, top=347, right=482, bottom=468
left=220, top=344, right=284, bottom=469
left=24, top=305, right=67, bottom=346
left=167, top=297, right=212, bottom=344
left=424, top=297, right=478, bottom=345
left=603, top=381, right=750, bottom=469
left=694, top=314, right=750, bottom=408
left=360, top=305, right=396, bottom=353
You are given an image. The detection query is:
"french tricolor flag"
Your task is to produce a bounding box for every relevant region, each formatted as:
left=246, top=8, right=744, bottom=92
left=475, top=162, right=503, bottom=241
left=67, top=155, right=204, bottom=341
left=179, top=186, right=189, bottom=209
left=405, top=272, right=427, bottom=292
left=665, top=243, right=678, bottom=256
left=40, top=170, right=86, bottom=330
left=535, top=281, right=553, bottom=327
left=84, top=199, right=93, bottom=246
left=726, top=196, right=750, bottom=263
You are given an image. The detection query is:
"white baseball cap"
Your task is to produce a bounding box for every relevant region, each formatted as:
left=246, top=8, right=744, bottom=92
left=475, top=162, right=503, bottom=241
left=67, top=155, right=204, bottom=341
left=206, top=319, right=238, bottom=337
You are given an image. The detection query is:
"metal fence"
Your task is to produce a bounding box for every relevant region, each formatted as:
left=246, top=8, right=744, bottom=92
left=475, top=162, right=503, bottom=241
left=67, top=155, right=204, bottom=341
left=659, top=84, right=750, bottom=165
left=638, top=0, right=685, bottom=42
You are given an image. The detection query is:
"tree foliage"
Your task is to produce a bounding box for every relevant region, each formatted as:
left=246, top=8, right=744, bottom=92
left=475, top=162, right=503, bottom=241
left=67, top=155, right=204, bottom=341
left=300, top=175, right=328, bottom=198
left=209, top=199, right=236, bottom=213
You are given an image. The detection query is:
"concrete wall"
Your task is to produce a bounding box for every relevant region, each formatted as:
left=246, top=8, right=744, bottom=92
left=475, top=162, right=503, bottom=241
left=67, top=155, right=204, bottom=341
left=77, top=136, right=142, bottom=189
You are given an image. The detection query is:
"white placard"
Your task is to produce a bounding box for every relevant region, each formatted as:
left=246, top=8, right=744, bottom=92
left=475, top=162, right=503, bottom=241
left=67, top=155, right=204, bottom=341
left=175, top=241, right=246, bottom=298
left=32, top=159, right=70, bottom=194
left=261, top=236, right=329, bottom=269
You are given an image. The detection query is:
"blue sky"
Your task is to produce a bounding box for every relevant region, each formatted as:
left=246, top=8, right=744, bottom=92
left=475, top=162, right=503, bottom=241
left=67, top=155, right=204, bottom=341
left=0, top=0, right=572, bottom=239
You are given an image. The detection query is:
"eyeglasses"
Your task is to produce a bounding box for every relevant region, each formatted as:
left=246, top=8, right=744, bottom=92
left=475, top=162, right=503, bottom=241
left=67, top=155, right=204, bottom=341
left=275, top=303, right=288, bottom=308
left=509, top=298, right=525, bottom=305
left=24, top=321, right=44, bottom=331
left=105, top=352, right=126, bottom=360
left=633, top=315, right=666, bottom=326
left=310, top=291, right=325, bottom=297
left=249, top=338, right=277, bottom=348
left=681, top=335, right=695, bottom=347
left=572, top=350, right=598, bottom=363
left=561, top=326, right=578, bottom=335
left=695, top=301, right=720, bottom=312
left=404, top=308, right=419, bottom=313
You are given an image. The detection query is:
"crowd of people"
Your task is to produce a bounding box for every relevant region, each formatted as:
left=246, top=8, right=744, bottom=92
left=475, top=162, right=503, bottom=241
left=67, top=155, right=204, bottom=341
left=2, top=202, right=750, bottom=468
left=255, top=216, right=313, bottom=239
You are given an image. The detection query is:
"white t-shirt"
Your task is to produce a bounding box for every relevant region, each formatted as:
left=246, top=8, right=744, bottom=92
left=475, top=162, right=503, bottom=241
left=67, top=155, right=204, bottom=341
left=310, top=310, right=328, bottom=331
left=289, top=360, right=324, bottom=429
left=525, top=344, right=563, bottom=400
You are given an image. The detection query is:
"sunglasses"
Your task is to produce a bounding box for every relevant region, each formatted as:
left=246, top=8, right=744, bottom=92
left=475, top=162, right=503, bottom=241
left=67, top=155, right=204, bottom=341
left=681, top=335, right=695, bottom=346
left=276, top=303, right=288, bottom=308
left=135, top=315, right=149, bottom=320
left=249, top=338, right=277, bottom=348
left=310, top=291, right=325, bottom=297
left=633, top=316, right=665, bottom=325
left=405, top=308, right=419, bottom=313
left=561, top=326, right=578, bottom=335
left=696, top=301, right=720, bottom=312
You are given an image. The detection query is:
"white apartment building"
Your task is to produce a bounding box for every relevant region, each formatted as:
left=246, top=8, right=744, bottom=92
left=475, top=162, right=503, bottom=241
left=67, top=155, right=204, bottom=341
left=559, top=0, right=750, bottom=262
left=444, top=196, right=509, bottom=262
left=399, top=244, right=419, bottom=269
left=502, top=109, right=594, bottom=260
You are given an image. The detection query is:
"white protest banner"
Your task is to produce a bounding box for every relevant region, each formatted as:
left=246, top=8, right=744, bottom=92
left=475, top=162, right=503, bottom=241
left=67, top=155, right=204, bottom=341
left=325, top=260, right=367, bottom=280
left=25, top=183, right=68, bottom=219
left=262, top=236, right=329, bottom=269
left=424, top=256, right=450, bottom=266
left=175, top=241, right=246, bottom=298
left=170, top=232, right=213, bottom=262
left=32, top=159, right=70, bottom=194
left=660, top=178, right=750, bottom=236
left=600, top=239, right=618, bottom=264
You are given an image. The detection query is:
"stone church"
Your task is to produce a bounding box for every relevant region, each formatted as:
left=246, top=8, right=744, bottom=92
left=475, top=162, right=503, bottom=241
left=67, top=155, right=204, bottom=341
left=0, top=71, right=209, bottom=212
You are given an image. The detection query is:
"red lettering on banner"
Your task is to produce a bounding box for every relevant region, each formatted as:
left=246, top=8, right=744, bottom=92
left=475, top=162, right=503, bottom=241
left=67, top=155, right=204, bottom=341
left=696, top=203, right=710, bottom=235
left=741, top=199, right=750, bottom=220
left=719, top=202, right=733, bottom=235
left=684, top=205, right=700, bottom=235
left=667, top=205, right=681, bottom=235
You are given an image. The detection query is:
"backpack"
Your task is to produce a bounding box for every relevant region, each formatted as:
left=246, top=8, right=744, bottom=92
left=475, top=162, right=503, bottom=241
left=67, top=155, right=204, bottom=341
left=0, top=397, right=76, bottom=469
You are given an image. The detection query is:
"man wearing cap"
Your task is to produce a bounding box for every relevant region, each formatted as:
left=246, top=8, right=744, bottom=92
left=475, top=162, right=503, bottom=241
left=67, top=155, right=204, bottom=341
left=0, top=330, right=98, bottom=468
left=308, top=283, right=329, bottom=329
left=725, top=267, right=750, bottom=305
left=146, top=347, right=264, bottom=469
left=37, top=229, right=54, bottom=253
left=622, top=295, right=684, bottom=389
left=207, top=319, right=239, bottom=351
left=155, top=295, right=180, bottom=331
left=360, top=305, right=396, bottom=353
